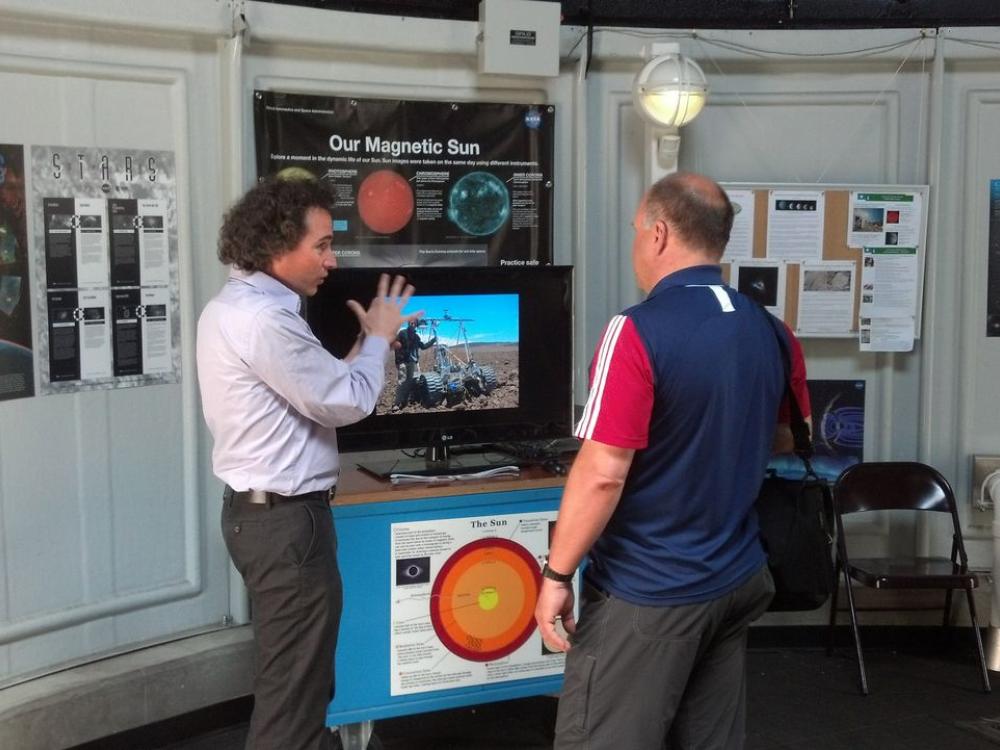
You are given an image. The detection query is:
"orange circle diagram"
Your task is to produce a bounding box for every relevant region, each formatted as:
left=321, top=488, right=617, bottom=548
left=430, top=538, right=541, bottom=662
left=356, top=169, right=414, bottom=234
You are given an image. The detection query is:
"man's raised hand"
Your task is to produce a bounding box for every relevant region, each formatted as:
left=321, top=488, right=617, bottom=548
left=345, top=273, right=422, bottom=344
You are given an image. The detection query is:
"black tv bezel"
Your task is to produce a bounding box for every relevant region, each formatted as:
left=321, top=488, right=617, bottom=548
left=305, top=265, right=574, bottom=454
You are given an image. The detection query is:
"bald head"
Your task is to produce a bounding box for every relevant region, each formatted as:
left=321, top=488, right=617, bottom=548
left=642, top=172, right=734, bottom=260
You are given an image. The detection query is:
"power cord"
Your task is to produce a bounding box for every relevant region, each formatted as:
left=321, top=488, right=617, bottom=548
left=491, top=440, right=577, bottom=475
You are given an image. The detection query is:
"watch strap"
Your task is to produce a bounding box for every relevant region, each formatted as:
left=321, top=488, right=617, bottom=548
left=541, top=562, right=574, bottom=583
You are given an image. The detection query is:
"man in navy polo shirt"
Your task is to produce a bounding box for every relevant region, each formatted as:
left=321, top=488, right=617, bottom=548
left=535, top=172, right=809, bottom=750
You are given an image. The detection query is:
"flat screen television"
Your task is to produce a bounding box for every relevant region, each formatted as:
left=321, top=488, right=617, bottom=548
left=306, top=266, right=574, bottom=476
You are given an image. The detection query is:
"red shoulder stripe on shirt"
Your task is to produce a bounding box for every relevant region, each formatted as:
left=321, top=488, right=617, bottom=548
left=576, top=315, right=627, bottom=439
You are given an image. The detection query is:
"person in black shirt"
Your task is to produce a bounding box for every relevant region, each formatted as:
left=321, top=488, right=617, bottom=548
left=393, top=320, right=436, bottom=409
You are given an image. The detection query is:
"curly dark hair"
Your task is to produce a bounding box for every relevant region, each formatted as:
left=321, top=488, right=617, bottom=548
left=218, top=177, right=336, bottom=271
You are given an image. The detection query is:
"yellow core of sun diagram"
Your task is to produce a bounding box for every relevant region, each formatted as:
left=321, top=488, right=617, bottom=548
left=477, top=586, right=500, bottom=611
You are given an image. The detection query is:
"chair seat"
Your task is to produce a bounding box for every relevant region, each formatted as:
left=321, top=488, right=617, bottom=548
left=847, top=557, right=979, bottom=590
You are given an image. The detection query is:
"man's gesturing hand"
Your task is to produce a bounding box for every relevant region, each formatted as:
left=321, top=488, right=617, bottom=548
left=346, top=273, right=423, bottom=344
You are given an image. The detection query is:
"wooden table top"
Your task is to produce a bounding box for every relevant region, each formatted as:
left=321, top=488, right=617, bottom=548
left=334, top=462, right=568, bottom=506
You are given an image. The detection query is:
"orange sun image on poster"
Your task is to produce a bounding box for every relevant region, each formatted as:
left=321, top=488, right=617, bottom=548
left=357, top=169, right=414, bottom=234
left=430, top=538, right=541, bottom=662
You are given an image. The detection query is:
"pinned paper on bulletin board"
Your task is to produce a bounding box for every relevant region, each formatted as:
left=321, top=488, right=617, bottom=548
left=721, top=183, right=927, bottom=349
left=857, top=245, right=918, bottom=352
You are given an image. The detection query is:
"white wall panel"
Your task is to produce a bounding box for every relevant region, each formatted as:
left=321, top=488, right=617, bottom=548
left=3, top=400, right=87, bottom=619
left=930, top=40, right=1000, bottom=562
left=685, top=93, right=899, bottom=184
left=0, top=11, right=228, bottom=681
left=109, top=387, right=188, bottom=593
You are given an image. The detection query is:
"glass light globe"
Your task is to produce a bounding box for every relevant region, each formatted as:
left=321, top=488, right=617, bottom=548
left=632, top=52, right=708, bottom=128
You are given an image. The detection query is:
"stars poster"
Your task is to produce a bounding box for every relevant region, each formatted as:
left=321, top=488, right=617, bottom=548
left=254, top=91, right=554, bottom=268
left=30, top=146, right=180, bottom=394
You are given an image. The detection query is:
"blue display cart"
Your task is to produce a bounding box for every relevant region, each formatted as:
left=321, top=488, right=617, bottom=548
left=327, top=468, right=567, bottom=748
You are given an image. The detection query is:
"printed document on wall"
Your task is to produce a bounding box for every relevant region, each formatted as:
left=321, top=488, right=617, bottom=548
left=859, top=246, right=918, bottom=318
left=765, top=190, right=825, bottom=261
left=796, top=261, right=855, bottom=334
left=857, top=245, right=917, bottom=351
left=848, top=191, right=922, bottom=249
left=859, top=316, right=914, bottom=352
left=732, top=259, right=786, bottom=319
left=723, top=188, right=755, bottom=260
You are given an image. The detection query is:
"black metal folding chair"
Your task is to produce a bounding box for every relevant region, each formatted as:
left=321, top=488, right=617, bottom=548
left=826, top=461, right=990, bottom=695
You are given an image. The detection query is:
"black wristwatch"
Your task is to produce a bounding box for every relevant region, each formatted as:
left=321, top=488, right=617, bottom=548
left=541, top=562, right=574, bottom=583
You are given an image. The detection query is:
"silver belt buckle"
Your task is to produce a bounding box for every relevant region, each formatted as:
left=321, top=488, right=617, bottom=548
left=248, top=489, right=269, bottom=505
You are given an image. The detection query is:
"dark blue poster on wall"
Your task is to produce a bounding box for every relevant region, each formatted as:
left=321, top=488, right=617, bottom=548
left=0, top=144, right=34, bottom=401
left=988, top=179, right=1000, bottom=337
left=253, top=90, right=554, bottom=268
left=769, top=379, right=865, bottom=481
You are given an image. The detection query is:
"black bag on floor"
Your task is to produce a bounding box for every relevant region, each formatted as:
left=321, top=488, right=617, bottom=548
left=755, top=313, right=835, bottom=612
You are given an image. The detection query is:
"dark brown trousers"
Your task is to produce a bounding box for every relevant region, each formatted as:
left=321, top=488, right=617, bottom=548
left=222, top=491, right=343, bottom=750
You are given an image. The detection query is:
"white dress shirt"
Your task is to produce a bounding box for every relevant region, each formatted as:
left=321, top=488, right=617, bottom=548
left=196, top=268, right=388, bottom=495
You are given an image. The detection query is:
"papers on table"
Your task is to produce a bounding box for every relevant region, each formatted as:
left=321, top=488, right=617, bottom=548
left=389, top=465, right=521, bottom=485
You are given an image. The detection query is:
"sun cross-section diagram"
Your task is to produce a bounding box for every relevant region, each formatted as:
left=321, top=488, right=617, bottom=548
left=389, top=511, right=566, bottom=696
left=430, top=538, right=540, bottom=662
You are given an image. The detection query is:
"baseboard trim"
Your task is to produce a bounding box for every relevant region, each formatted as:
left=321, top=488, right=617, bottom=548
left=0, top=626, right=254, bottom=750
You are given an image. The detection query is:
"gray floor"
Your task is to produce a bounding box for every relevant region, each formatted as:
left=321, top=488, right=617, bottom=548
left=81, top=637, right=1000, bottom=750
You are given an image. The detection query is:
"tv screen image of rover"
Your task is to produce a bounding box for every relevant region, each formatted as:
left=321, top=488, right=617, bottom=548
left=381, top=292, right=519, bottom=415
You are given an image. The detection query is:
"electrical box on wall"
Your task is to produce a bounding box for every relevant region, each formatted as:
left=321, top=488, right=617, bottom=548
left=478, top=0, right=561, bottom=77
left=973, top=455, right=1000, bottom=508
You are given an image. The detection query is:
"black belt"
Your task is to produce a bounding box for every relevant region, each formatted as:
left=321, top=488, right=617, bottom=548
left=224, top=485, right=336, bottom=506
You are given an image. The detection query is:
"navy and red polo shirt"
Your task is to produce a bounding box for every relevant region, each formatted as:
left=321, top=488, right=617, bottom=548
left=576, top=265, right=809, bottom=606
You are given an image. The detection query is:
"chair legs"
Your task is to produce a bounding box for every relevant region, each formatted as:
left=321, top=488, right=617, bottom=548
left=823, top=561, right=987, bottom=696
left=841, top=568, right=869, bottom=695
left=964, top=587, right=992, bottom=693
left=826, top=558, right=841, bottom=657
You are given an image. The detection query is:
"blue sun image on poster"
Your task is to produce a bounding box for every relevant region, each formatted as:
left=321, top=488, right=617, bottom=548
left=447, top=172, right=510, bottom=236
left=767, top=380, right=865, bottom=481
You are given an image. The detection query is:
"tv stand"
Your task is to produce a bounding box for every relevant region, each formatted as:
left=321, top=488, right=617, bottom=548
left=328, top=465, right=569, bottom=734
left=355, top=434, right=521, bottom=479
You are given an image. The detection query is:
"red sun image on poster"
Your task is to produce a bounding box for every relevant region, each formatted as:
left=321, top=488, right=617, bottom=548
left=430, top=538, right=541, bottom=662
left=357, top=169, right=414, bottom=234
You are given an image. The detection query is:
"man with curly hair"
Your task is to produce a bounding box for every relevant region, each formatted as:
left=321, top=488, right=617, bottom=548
left=197, top=177, right=420, bottom=750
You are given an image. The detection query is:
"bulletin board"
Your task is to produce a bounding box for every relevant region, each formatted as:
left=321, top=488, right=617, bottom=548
left=719, top=183, right=929, bottom=344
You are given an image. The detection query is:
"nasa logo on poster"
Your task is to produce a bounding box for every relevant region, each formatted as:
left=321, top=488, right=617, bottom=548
left=524, top=108, right=542, bottom=129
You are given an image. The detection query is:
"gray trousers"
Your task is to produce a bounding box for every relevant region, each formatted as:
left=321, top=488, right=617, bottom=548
left=222, top=492, right=343, bottom=750
left=555, top=565, right=774, bottom=750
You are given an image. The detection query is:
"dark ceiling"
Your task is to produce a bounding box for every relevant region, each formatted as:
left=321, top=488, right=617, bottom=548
left=259, top=0, right=1000, bottom=30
